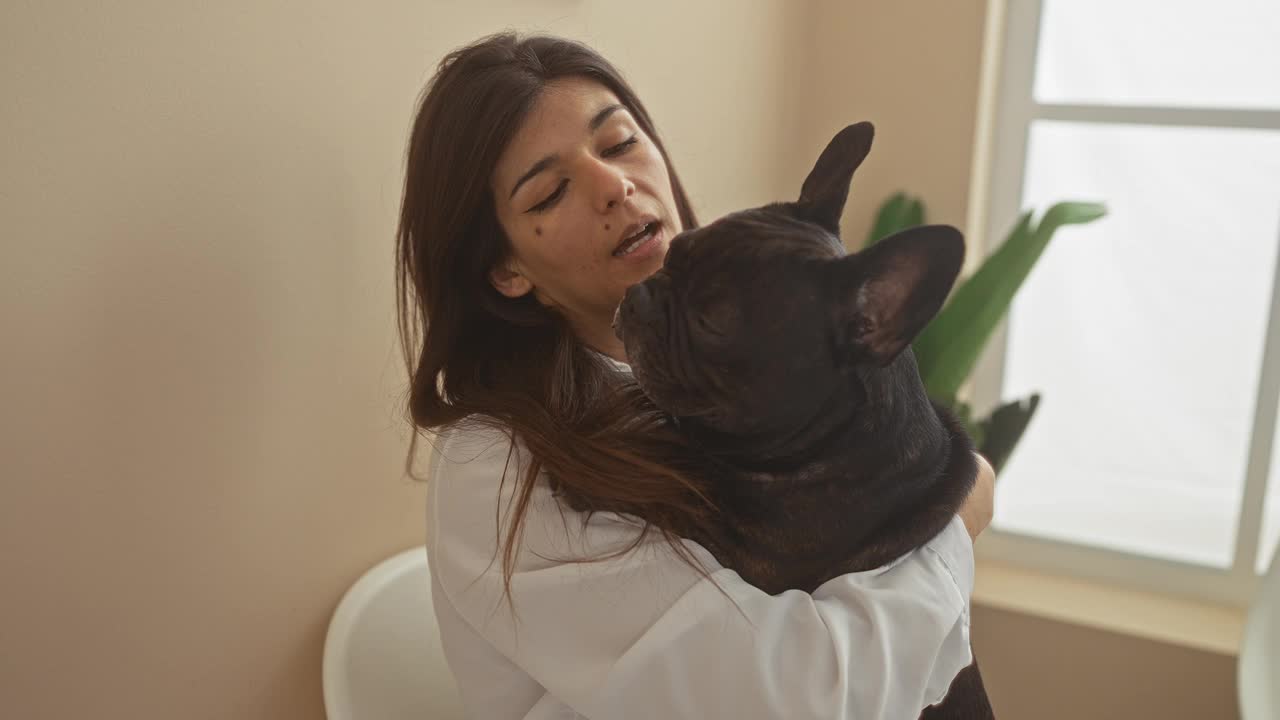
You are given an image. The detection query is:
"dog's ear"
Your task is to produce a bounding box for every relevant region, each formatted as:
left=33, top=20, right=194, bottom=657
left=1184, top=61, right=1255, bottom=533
left=828, top=224, right=965, bottom=366
left=796, top=122, right=875, bottom=235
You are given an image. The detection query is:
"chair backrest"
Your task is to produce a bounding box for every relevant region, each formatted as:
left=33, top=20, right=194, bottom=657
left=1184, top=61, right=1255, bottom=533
left=1240, top=544, right=1280, bottom=720
left=323, top=546, right=464, bottom=720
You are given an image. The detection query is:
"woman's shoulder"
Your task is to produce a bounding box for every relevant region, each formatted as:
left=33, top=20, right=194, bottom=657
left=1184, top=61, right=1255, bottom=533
left=428, top=414, right=530, bottom=491
left=433, top=413, right=515, bottom=456
left=426, top=415, right=531, bottom=556
left=426, top=412, right=658, bottom=575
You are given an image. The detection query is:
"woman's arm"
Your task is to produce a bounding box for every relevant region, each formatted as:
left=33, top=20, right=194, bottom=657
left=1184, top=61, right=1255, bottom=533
left=428, top=421, right=976, bottom=719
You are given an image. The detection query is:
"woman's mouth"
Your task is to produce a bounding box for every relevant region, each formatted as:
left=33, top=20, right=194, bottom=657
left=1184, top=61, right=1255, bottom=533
left=612, top=221, right=663, bottom=260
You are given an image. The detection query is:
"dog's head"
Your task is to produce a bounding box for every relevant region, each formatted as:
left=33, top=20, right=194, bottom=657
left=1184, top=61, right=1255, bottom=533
left=614, top=122, right=965, bottom=457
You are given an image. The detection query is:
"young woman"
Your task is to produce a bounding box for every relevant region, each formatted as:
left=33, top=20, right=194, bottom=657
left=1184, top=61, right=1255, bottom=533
left=397, top=31, right=996, bottom=719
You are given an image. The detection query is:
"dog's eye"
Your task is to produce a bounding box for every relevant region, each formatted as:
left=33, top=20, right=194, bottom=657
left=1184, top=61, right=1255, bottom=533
left=692, top=301, right=740, bottom=343
left=694, top=314, right=727, bottom=338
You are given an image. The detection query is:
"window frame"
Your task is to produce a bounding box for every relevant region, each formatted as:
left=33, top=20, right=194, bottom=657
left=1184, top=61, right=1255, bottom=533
left=969, top=0, right=1280, bottom=608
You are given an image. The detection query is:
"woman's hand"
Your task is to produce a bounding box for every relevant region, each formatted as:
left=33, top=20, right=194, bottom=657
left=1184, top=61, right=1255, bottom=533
left=958, top=453, right=995, bottom=542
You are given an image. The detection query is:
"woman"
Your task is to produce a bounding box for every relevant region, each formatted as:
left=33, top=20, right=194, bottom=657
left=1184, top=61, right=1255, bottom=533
left=397, top=31, right=995, bottom=719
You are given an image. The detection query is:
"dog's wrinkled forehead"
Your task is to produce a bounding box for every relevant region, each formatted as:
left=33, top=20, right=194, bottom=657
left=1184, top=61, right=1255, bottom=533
left=669, top=204, right=846, bottom=276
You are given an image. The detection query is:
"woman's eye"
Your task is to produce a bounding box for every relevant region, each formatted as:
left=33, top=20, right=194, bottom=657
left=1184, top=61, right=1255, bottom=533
left=529, top=179, right=568, bottom=214
left=524, top=137, right=637, bottom=214
left=602, top=136, right=638, bottom=157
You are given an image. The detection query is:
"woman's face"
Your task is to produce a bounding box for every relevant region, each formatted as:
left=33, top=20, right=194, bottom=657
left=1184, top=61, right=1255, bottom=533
left=489, top=77, right=683, bottom=349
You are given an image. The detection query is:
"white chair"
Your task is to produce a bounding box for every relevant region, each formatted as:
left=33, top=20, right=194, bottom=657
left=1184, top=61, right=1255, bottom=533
left=323, top=546, right=464, bottom=719
left=1239, top=542, right=1280, bottom=720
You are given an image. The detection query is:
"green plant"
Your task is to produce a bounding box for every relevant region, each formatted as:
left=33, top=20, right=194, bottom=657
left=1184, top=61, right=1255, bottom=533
left=866, top=192, right=1107, bottom=471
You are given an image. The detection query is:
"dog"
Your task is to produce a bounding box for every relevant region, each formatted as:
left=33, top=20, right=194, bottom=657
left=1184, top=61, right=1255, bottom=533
left=612, top=122, right=994, bottom=719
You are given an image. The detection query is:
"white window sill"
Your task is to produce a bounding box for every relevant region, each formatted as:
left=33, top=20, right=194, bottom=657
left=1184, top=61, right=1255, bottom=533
left=972, top=558, right=1246, bottom=656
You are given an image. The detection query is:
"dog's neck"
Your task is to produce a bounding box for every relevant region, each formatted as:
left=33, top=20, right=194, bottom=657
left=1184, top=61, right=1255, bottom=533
left=688, top=352, right=943, bottom=476
left=677, top=388, right=857, bottom=475
left=676, top=356, right=977, bottom=594
left=702, top=406, right=974, bottom=595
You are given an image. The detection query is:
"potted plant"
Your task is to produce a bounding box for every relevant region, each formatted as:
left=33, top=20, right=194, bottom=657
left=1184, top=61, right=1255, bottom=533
left=867, top=193, right=1107, bottom=471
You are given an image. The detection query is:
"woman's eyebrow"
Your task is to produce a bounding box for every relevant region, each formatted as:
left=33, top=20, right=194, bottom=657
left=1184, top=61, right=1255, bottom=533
left=508, top=103, right=627, bottom=201
left=510, top=155, right=557, bottom=201
left=588, top=103, right=624, bottom=132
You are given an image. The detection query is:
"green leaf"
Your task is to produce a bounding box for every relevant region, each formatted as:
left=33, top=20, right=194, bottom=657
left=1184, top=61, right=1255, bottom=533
left=951, top=400, right=985, bottom=449
left=913, top=201, right=1107, bottom=404
left=977, top=394, right=1041, bottom=474
left=866, top=192, right=925, bottom=247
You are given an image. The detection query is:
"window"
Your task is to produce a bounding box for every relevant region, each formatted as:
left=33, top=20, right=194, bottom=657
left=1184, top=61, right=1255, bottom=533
left=975, top=0, right=1280, bottom=605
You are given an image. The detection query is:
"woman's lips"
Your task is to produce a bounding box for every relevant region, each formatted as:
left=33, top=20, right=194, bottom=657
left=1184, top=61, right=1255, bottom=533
left=612, top=221, right=663, bottom=262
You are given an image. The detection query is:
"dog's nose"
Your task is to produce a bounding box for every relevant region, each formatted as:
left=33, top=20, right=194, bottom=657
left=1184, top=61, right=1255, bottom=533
left=623, top=282, right=652, bottom=317
left=615, top=283, right=651, bottom=341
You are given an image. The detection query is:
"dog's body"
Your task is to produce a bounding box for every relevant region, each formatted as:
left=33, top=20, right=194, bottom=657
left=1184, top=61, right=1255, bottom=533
left=611, top=122, right=995, bottom=718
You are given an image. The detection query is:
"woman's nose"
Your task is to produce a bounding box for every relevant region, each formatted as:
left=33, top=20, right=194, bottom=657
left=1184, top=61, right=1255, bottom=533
left=588, top=157, right=634, bottom=213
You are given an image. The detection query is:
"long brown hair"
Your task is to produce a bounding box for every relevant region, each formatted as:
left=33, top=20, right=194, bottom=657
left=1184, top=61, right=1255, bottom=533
left=396, top=32, right=714, bottom=594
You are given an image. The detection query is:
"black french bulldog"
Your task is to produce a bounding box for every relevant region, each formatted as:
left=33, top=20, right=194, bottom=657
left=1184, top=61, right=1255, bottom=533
left=613, top=122, right=994, bottom=719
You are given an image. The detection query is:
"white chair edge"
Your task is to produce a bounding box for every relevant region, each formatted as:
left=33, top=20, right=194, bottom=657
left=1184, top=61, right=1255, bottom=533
left=322, top=545, right=430, bottom=720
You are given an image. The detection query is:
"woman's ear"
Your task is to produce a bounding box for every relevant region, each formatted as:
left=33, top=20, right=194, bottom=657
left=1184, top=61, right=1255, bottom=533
left=489, top=258, right=534, bottom=298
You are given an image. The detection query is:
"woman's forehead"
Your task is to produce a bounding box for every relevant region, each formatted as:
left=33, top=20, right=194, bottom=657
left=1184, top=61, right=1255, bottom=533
left=493, top=78, right=628, bottom=192
left=524, top=77, right=623, bottom=136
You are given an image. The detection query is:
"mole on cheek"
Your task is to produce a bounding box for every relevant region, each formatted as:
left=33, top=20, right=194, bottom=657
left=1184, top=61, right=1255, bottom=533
left=604, top=224, right=611, bottom=231
left=535, top=227, right=543, bottom=236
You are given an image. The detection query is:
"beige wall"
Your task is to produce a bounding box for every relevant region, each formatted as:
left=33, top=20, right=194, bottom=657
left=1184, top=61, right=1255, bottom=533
left=1, top=1, right=1239, bottom=718
left=805, top=0, right=990, bottom=251
left=974, top=606, right=1239, bottom=719
left=3, top=2, right=810, bottom=718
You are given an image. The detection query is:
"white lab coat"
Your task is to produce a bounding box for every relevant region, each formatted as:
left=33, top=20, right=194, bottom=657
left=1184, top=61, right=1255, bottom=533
left=426, top=404, right=976, bottom=719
